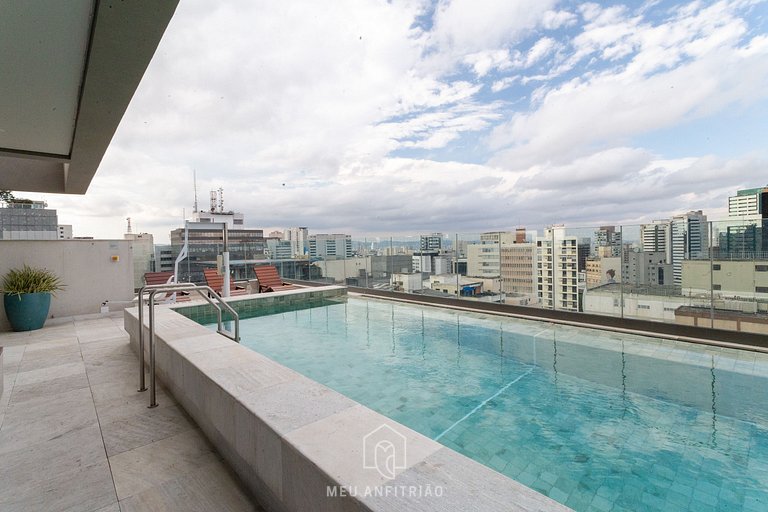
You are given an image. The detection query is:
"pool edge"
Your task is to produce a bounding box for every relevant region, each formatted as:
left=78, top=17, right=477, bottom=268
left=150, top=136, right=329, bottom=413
left=123, top=286, right=570, bottom=512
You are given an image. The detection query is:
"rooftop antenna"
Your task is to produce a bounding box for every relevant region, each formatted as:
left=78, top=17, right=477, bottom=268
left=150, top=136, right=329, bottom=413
left=209, top=190, right=217, bottom=213
left=218, top=187, right=224, bottom=213
left=193, top=169, right=198, bottom=212
left=126, top=217, right=132, bottom=234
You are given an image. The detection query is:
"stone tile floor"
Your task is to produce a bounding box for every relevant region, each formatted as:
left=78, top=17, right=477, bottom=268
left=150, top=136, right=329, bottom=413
left=0, top=313, right=263, bottom=512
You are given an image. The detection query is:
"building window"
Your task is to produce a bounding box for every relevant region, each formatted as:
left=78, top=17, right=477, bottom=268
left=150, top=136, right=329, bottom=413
left=713, top=264, right=721, bottom=270
left=713, top=284, right=721, bottom=290
left=757, top=287, right=768, bottom=293
left=637, top=305, right=650, bottom=310
left=756, top=265, right=768, bottom=272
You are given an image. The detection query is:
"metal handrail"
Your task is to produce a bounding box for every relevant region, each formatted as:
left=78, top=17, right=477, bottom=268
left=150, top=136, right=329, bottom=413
left=137, top=283, right=240, bottom=408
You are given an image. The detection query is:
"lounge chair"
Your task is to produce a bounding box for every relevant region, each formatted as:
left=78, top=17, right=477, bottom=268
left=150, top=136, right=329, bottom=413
left=142, top=272, right=190, bottom=302
left=253, top=265, right=301, bottom=293
left=203, top=268, right=248, bottom=296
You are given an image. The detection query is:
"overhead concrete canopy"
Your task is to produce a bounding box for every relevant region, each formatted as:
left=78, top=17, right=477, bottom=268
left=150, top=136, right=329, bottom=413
left=0, top=0, right=179, bottom=194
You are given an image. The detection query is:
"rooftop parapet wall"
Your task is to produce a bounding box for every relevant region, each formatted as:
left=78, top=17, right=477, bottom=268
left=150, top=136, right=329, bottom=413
left=123, top=287, right=569, bottom=512
left=0, top=240, right=134, bottom=331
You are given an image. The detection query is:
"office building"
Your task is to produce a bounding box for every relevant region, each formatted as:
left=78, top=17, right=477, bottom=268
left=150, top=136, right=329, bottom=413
left=719, top=186, right=768, bottom=258
left=0, top=199, right=58, bottom=240
left=640, top=220, right=672, bottom=263
left=622, top=249, right=673, bottom=286
left=466, top=231, right=515, bottom=281
left=671, top=210, right=709, bottom=285
left=266, top=238, right=293, bottom=260
left=308, top=233, right=352, bottom=259
left=728, top=186, right=768, bottom=218
left=284, top=227, right=308, bottom=257
left=594, top=226, right=622, bottom=256
left=420, top=233, right=443, bottom=252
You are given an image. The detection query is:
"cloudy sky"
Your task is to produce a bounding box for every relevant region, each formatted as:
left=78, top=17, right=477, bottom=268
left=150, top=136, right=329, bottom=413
left=36, top=0, right=768, bottom=243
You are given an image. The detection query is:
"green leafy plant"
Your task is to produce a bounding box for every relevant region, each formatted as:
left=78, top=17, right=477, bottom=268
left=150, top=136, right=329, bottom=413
left=1, top=265, right=64, bottom=296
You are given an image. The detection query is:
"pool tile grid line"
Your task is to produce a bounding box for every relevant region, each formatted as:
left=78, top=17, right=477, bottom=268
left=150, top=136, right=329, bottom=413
left=434, top=366, right=535, bottom=442
left=232, top=301, right=766, bottom=511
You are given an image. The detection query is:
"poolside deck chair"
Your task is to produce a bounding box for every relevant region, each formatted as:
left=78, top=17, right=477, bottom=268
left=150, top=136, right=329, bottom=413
left=253, top=265, right=302, bottom=293
left=142, top=272, right=190, bottom=302
left=203, top=268, right=248, bottom=296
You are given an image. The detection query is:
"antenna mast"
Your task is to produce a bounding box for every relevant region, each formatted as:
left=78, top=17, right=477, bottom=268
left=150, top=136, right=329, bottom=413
left=126, top=217, right=132, bottom=234
left=193, top=169, right=198, bottom=212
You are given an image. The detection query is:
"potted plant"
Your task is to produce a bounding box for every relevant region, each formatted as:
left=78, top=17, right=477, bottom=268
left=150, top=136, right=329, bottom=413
left=2, top=265, right=64, bottom=331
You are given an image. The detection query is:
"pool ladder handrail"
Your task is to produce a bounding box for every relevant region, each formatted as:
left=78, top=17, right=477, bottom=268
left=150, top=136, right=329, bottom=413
left=137, top=283, right=240, bottom=408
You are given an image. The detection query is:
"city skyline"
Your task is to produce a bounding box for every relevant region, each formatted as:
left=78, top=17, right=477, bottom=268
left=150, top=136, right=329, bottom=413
left=21, top=0, right=768, bottom=243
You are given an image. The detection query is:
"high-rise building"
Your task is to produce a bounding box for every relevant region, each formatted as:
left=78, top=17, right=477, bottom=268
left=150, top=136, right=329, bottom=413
left=419, top=233, right=443, bottom=252
left=170, top=203, right=267, bottom=283
left=719, top=186, right=768, bottom=258
left=640, top=220, right=672, bottom=263
left=594, top=226, right=622, bottom=257
left=536, top=226, right=578, bottom=311
left=0, top=199, right=58, bottom=240
left=728, top=186, right=768, bottom=218
left=308, top=234, right=352, bottom=259
left=671, top=210, right=709, bottom=285
left=284, top=227, right=308, bottom=257
left=578, top=238, right=591, bottom=272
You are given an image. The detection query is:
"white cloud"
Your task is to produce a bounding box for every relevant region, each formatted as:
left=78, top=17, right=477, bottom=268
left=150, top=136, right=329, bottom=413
left=463, top=49, right=512, bottom=77
left=21, top=0, right=768, bottom=242
left=542, top=10, right=578, bottom=30
left=490, top=0, right=768, bottom=167
left=525, top=37, right=558, bottom=67
left=429, top=0, right=556, bottom=54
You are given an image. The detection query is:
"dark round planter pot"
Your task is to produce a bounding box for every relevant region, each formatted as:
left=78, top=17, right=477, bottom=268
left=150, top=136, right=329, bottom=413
left=3, top=292, right=52, bottom=332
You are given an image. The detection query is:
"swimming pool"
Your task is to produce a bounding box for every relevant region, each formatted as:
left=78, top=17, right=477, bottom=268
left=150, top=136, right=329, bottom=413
left=209, top=296, right=768, bottom=512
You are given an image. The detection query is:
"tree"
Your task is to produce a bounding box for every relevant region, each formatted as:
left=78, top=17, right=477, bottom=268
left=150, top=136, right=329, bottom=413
left=0, top=190, right=13, bottom=205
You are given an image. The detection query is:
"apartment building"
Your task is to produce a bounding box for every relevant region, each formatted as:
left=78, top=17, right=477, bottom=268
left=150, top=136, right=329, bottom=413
left=500, top=243, right=536, bottom=296
left=537, top=226, right=579, bottom=311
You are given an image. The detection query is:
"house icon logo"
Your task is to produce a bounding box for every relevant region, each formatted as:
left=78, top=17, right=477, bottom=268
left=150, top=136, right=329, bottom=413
left=362, top=424, right=407, bottom=480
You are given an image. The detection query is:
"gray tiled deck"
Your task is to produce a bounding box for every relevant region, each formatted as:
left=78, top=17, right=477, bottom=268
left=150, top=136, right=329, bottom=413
left=0, top=313, right=262, bottom=512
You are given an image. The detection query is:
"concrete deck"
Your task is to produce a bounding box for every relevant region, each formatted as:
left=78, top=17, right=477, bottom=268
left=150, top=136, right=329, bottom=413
left=0, top=313, right=263, bottom=512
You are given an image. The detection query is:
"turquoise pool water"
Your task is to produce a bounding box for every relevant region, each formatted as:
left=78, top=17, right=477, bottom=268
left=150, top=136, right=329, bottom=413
left=211, top=297, right=768, bottom=512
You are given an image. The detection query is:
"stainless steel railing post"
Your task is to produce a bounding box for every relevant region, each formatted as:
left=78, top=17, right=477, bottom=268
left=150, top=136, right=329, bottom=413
left=148, top=290, right=158, bottom=408
left=137, top=285, right=147, bottom=392
left=136, top=282, right=241, bottom=408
